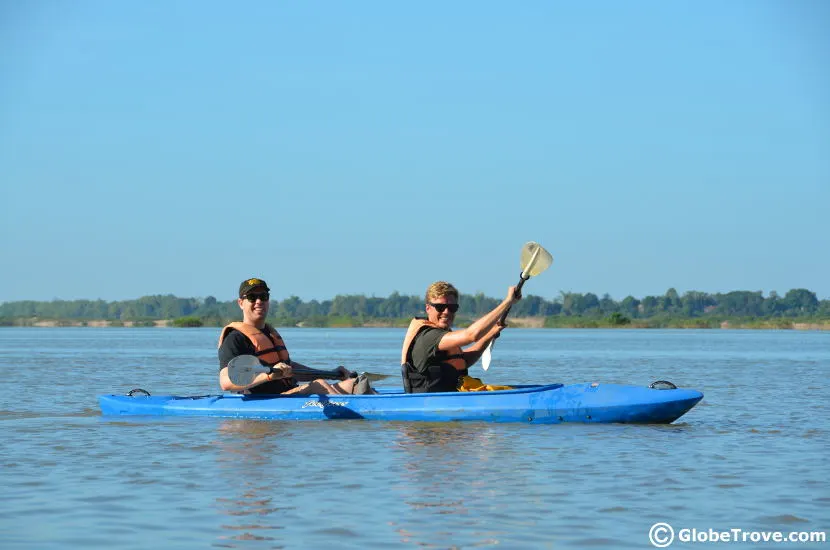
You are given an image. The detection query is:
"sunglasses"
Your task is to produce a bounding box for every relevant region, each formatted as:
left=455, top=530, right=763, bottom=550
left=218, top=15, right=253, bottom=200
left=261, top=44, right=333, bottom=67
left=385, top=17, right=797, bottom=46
left=244, top=292, right=270, bottom=303
left=429, top=302, right=459, bottom=313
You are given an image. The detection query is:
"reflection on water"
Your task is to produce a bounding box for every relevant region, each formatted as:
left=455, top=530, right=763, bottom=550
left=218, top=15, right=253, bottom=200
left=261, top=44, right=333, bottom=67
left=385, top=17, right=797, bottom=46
left=391, top=423, right=505, bottom=547
left=213, top=421, right=291, bottom=547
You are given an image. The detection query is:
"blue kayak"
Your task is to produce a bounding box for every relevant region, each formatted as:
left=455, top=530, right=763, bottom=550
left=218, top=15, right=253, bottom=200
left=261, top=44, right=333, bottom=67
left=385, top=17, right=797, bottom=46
left=98, top=382, right=703, bottom=424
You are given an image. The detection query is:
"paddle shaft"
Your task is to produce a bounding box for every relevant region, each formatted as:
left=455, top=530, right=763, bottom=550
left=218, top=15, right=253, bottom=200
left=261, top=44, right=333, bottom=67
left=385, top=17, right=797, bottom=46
left=290, top=366, right=391, bottom=382
left=305, top=366, right=351, bottom=379
left=497, top=275, right=529, bottom=326
left=295, top=368, right=392, bottom=383
left=263, top=365, right=356, bottom=380
left=227, top=354, right=393, bottom=386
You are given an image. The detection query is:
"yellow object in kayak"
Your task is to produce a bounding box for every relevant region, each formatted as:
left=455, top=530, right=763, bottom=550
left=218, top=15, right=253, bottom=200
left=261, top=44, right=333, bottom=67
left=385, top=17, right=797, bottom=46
left=457, top=376, right=513, bottom=392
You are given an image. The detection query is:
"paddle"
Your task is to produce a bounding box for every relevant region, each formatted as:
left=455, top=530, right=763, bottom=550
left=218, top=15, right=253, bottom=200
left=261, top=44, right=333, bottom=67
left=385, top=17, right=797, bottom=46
left=481, top=241, right=553, bottom=371
left=227, top=354, right=392, bottom=387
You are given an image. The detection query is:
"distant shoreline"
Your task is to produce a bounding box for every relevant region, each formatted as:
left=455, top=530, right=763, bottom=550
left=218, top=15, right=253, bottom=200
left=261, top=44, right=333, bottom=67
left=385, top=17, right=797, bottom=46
left=6, top=317, right=829, bottom=331
left=27, top=319, right=174, bottom=328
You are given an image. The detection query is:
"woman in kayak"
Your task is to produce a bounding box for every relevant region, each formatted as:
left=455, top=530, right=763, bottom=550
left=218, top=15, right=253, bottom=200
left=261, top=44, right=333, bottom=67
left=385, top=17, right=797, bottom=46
left=218, top=277, right=373, bottom=395
left=401, top=281, right=521, bottom=393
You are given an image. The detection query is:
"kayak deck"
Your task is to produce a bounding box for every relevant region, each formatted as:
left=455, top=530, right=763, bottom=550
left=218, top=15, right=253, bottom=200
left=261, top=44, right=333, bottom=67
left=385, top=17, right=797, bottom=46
left=99, top=383, right=703, bottom=424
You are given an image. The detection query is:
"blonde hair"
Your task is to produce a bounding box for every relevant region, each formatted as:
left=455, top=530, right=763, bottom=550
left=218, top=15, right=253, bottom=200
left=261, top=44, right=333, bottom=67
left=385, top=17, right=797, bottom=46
left=425, top=281, right=459, bottom=303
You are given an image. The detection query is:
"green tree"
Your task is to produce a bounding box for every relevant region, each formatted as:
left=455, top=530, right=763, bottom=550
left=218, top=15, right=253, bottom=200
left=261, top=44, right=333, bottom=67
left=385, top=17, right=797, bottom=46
left=780, top=289, right=819, bottom=315
left=599, top=293, right=618, bottom=314
left=607, top=312, right=631, bottom=326
left=681, top=291, right=714, bottom=317
left=661, top=288, right=682, bottom=313
left=620, top=296, right=640, bottom=317
left=640, top=296, right=659, bottom=317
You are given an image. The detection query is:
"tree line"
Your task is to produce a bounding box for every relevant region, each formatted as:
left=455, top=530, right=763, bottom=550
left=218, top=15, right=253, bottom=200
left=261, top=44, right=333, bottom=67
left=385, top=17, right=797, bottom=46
left=1, top=288, right=828, bottom=327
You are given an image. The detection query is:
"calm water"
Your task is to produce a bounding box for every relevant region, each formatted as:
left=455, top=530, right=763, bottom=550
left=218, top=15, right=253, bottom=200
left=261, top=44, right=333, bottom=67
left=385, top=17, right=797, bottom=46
left=1, top=328, right=828, bottom=549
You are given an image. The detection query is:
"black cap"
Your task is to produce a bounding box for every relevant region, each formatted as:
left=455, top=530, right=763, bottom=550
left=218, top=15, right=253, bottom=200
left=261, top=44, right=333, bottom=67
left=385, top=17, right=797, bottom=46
left=239, top=278, right=270, bottom=298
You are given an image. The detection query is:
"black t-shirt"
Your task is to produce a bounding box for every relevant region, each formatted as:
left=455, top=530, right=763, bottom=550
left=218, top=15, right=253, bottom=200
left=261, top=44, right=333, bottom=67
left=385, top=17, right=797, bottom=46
left=409, top=326, right=448, bottom=373
left=218, top=328, right=296, bottom=394
left=407, top=326, right=467, bottom=392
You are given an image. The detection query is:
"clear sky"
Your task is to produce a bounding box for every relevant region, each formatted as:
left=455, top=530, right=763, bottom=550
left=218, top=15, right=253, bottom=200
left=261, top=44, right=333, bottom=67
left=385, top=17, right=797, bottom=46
left=1, top=1, right=828, bottom=304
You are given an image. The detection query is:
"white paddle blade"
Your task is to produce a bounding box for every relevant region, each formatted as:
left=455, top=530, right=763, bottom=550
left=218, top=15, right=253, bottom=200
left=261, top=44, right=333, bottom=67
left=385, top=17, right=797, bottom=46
left=481, top=341, right=493, bottom=371
left=227, top=355, right=269, bottom=386
left=520, top=241, right=553, bottom=278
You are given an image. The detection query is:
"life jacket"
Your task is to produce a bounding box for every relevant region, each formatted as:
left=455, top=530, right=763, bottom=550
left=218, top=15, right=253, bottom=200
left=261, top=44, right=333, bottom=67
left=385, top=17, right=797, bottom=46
left=218, top=322, right=290, bottom=365
left=400, top=318, right=468, bottom=393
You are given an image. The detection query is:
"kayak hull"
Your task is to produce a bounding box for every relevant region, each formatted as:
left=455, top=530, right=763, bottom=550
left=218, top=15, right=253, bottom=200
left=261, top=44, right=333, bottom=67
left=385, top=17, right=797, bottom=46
left=98, top=383, right=703, bottom=424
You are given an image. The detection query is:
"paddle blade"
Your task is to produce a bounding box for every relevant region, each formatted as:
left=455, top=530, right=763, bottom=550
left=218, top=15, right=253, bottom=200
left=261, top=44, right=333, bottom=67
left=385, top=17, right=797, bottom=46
left=481, top=341, right=493, bottom=371
left=227, top=355, right=269, bottom=387
left=520, top=241, right=553, bottom=278
left=358, top=372, right=394, bottom=383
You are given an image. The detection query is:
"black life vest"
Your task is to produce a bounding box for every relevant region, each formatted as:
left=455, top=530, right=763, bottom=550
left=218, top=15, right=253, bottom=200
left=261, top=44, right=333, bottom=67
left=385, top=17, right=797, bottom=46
left=400, top=318, right=468, bottom=393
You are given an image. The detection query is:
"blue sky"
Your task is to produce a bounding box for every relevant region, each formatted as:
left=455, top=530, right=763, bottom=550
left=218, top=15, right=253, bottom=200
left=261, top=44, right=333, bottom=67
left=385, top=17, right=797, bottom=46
left=1, top=1, right=827, bottom=304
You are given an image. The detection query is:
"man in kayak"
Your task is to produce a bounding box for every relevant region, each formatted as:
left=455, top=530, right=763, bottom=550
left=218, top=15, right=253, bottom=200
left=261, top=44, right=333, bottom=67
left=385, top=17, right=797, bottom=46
left=218, top=277, right=373, bottom=395
left=401, top=281, right=521, bottom=393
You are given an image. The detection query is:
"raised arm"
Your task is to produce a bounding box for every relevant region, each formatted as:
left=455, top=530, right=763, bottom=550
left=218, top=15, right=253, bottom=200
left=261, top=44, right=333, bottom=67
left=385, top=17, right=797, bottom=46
left=438, top=286, right=520, bottom=351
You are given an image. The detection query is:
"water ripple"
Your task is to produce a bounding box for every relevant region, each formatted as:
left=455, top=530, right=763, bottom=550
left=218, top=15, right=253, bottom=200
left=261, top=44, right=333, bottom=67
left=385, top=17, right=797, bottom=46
left=1, top=328, right=828, bottom=549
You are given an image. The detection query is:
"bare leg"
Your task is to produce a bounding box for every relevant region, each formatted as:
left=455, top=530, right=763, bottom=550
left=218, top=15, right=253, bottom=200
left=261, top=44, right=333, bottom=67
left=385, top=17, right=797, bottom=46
left=331, top=379, right=358, bottom=394
left=282, top=378, right=357, bottom=395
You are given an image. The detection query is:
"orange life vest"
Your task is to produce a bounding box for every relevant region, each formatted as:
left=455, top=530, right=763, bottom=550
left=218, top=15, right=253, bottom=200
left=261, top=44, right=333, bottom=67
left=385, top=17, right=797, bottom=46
left=400, top=318, right=467, bottom=393
left=218, top=322, right=290, bottom=366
